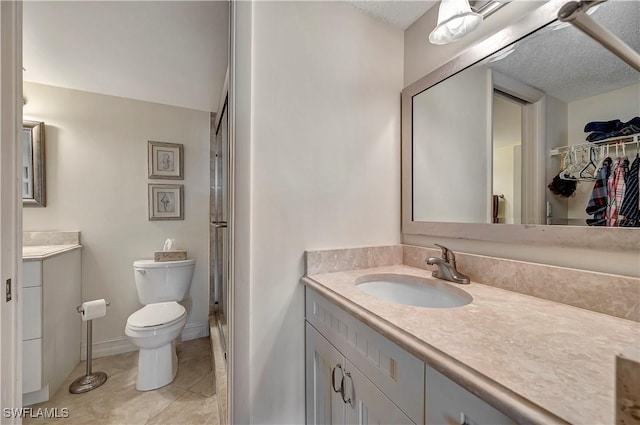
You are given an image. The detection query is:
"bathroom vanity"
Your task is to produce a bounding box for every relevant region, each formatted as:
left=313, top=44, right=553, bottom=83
left=22, top=233, right=82, bottom=406
left=305, top=289, right=514, bottom=425
left=302, top=245, right=640, bottom=425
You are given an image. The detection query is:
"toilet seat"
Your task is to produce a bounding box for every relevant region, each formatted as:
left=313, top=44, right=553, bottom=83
left=127, top=301, right=186, bottom=330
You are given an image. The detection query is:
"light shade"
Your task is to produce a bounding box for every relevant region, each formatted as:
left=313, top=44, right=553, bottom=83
left=429, top=0, right=483, bottom=45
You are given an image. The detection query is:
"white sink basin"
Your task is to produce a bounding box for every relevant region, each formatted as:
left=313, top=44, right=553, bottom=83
left=356, top=274, right=472, bottom=309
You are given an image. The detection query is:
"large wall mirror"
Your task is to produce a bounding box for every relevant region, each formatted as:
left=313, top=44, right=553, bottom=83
left=23, top=120, right=46, bottom=207
left=402, top=0, right=640, bottom=249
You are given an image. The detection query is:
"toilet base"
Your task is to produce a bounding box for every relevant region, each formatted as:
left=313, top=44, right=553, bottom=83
left=136, top=340, right=178, bottom=391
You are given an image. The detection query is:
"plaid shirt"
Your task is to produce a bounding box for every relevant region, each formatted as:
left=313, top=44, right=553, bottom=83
left=607, top=156, right=629, bottom=227
left=585, top=157, right=612, bottom=226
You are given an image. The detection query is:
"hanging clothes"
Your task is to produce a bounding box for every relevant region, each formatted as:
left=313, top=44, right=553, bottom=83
left=585, top=157, right=612, bottom=226
left=619, top=155, right=640, bottom=226
left=606, top=156, right=629, bottom=227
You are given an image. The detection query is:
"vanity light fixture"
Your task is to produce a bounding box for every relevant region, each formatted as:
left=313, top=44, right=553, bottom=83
left=429, top=0, right=507, bottom=45
left=429, top=0, right=483, bottom=45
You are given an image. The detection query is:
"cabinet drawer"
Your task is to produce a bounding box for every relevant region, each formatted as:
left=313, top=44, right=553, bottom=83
left=426, top=366, right=516, bottom=425
left=22, top=286, right=42, bottom=340
left=23, top=261, right=42, bottom=288
left=306, top=288, right=424, bottom=424
left=23, top=339, right=42, bottom=393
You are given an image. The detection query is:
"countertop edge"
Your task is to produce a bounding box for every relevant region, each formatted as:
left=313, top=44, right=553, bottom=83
left=302, top=275, right=570, bottom=425
left=22, top=245, right=82, bottom=261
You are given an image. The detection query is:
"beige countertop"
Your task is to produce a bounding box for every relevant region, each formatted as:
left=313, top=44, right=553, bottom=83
left=303, top=264, right=640, bottom=425
left=23, top=244, right=82, bottom=261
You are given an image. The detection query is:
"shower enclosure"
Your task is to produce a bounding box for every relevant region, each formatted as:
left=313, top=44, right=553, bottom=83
left=211, top=94, right=229, bottom=361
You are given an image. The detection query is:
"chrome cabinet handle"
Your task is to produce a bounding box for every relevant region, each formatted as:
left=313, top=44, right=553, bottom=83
left=211, top=221, right=228, bottom=228
left=341, top=371, right=354, bottom=408
left=331, top=364, right=343, bottom=393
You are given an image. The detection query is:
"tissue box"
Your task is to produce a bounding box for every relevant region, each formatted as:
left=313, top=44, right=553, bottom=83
left=154, top=250, right=187, bottom=262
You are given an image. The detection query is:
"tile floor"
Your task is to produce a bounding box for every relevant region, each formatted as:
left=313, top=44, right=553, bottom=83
left=24, top=337, right=218, bottom=425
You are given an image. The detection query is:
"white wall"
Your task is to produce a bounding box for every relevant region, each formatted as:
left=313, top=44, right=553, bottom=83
left=413, top=65, right=491, bottom=223
left=23, top=82, right=211, bottom=353
left=567, top=83, right=640, bottom=145
left=233, top=1, right=403, bottom=422
left=545, top=95, right=569, bottom=223
left=567, top=83, right=640, bottom=220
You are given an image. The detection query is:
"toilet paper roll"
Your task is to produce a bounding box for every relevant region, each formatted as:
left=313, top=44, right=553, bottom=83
left=81, top=299, right=107, bottom=321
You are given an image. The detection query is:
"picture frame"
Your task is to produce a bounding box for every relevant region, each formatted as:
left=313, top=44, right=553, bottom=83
left=148, top=141, right=183, bottom=179
left=148, top=184, right=184, bottom=220
left=23, top=120, right=46, bottom=207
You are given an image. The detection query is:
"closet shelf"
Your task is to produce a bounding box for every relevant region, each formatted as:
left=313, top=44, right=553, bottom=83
left=549, top=134, right=640, bottom=157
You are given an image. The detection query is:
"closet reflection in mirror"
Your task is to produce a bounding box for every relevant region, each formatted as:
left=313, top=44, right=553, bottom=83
left=492, top=93, right=523, bottom=224
left=410, top=0, right=639, bottom=226
left=23, top=120, right=46, bottom=207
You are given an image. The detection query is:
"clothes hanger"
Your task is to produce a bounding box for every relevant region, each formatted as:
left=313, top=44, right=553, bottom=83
left=579, top=146, right=598, bottom=180
left=559, top=147, right=578, bottom=181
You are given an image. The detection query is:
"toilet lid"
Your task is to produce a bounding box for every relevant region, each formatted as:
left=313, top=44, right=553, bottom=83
left=128, top=302, right=186, bottom=328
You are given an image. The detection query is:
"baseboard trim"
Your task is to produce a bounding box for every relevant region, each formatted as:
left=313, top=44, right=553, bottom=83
left=182, top=322, right=210, bottom=341
left=81, top=322, right=210, bottom=360
left=23, top=385, right=49, bottom=406
left=81, top=338, right=137, bottom=360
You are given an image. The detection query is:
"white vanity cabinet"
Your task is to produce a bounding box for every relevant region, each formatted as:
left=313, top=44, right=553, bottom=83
left=22, top=261, right=43, bottom=395
left=306, top=289, right=424, bottom=425
left=305, top=288, right=517, bottom=425
left=22, top=248, right=82, bottom=406
left=306, top=324, right=414, bottom=425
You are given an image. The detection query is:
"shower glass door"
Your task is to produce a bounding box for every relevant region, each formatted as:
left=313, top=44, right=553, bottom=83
left=212, top=96, right=229, bottom=361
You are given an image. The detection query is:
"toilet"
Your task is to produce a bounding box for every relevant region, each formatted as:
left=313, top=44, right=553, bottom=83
left=124, top=258, right=195, bottom=391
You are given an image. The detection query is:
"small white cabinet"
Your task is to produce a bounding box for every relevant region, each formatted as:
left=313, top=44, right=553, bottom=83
left=306, top=323, right=414, bottom=425
left=306, top=323, right=349, bottom=424
left=306, top=289, right=423, bottom=424
left=22, top=260, right=43, bottom=395
left=306, top=288, right=520, bottom=425
left=22, top=248, right=81, bottom=406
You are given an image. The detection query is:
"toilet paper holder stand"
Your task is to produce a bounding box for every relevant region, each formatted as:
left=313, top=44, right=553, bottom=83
left=69, top=300, right=111, bottom=394
left=75, top=301, right=110, bottom=314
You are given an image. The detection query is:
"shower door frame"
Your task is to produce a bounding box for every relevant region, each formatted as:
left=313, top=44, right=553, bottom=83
left=212, top=74, right=230, bottom=362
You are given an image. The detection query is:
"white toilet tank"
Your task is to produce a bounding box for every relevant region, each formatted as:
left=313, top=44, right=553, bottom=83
left=133, top=259, right=196, bottom=305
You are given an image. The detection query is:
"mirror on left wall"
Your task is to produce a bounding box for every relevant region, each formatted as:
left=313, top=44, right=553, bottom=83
left=23, top=120, right=46, bottom=207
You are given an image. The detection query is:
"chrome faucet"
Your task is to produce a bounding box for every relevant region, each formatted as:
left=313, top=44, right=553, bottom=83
left=425, top=244, right=470, bottom=285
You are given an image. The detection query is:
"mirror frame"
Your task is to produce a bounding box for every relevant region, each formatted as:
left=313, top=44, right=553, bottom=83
left=401, top=0, right=639, bottom=251
left=23, top=120, right=46, bottom=207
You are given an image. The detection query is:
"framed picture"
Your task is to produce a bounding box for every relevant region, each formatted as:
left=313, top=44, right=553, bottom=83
left=148, top=184, right=184, bottom=220
left=148, top=141, right=183, bottom=179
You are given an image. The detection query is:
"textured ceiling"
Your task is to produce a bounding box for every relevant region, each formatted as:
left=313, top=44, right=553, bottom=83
left=346, top=1, right=437, bottom=29
left=487, top=1, right=640, bottom=103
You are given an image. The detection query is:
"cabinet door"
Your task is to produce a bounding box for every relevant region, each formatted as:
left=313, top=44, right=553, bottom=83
left=344, top=360, right=415, bottom=425
left=426, top=366, right=515, bottom=425
left=306, top=323, right=345, bottom=425
left=22, top=286, right=42, bottom=340
left=22, top=339, right=42, bottom=393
